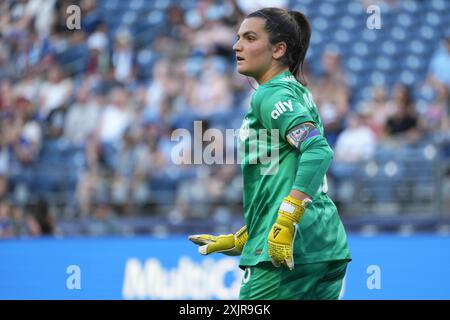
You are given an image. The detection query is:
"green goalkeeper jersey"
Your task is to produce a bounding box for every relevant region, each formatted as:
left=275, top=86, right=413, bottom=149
left=238, top=71, right=351, bottom=267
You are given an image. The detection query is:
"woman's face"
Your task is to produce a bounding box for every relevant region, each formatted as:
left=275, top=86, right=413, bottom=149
left=233, top=18, right=274, bottom=79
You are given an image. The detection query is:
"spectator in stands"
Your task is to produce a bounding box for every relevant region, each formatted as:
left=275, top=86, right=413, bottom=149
left=2, top=0, right=33, bottom=36
left=111, top=129, right=151, bottom=214
left=384, top=84, right=421, bottom=145
left=0, top=142, right=11, bottom=175
left=187, top=58, right=233, bottom=120
left=14, top=95, right=42, bottom=162
left=334, top=111, right=377, bottom=164
left=22, top=0, right=56, bottom=37
left=208, top=164, right=242, bottom=223
left=64, top=85, right=100, bottom=146
left=358, top=85, right=395, bottom=140
left=111, top=29, right=136, bottom=84
left=10, top=204, right=30, bottom=237
left=86, top=22, right=110, bottom=76
left=44, top=103, right=68, bottom=140
left=165, top=5, right=188, bottom=41
left=427, top=30, right=450, bottom=94
left=12, top=68, right=40, bottom=103
left=0, top=39, right=15, bottom=80
left=427, top=86, right=450, bottom=157
left=0, top=175, right=9, bottom=201
left=0, top=116, right=14, bottom=175
left=0, top=200, right=15, bottom=238
left=74, top=88, right=110, bottom=217
left=330, top=111, right=376, bottom=189
left=170, top=165, right=212, bottom=223
left=38, top=64, right=73, bottom=120
left=27, top=198, right=56, bottom=236
left=145, top=59, right=178, bottom=122
left=75, top=144, right=102, bottom=218
left=0, top=101, right=37, bottom=209
left=422, top=85, right=449, bottom=137
left=0, top=200, right=37, bottom=238
left=0, top=78, right=14, bottom=111
left=312, top=48, right=350, bottom=147
left=79, top=0, right=101, bottom=34
left=95, top=86, right=132, bottom=169
left=190, top=18, right=236, bottom=57
left=0, top=198, right=39, bottom=237
left=329, top=109, right=377, bottom=208
left=26, top=28, right=51, bottom=68
left=84, top=200, right=124, bottom=236
left=171, top=148, right=240, bottom=223
left=0, top=97, right=41, bottom=171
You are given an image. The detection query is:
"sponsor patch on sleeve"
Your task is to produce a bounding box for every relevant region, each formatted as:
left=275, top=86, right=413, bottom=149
left=286, top=123, right=319, bottom=149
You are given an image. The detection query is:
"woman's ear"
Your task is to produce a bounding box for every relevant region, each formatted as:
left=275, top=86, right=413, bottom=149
left=272, top=41, right=287, bottom=60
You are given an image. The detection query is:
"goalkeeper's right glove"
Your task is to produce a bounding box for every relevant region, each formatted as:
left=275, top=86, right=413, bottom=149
left=188, top=225, right=248, bottom=256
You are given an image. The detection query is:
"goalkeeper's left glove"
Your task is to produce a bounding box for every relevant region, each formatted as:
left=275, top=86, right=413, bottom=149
left=268, top=196, right=312, bottom=270
left=188, top=225, right=248, bottom=256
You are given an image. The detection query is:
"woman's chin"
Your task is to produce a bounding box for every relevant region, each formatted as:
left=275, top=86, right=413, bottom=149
left=236, top=66, right=252, bottom=76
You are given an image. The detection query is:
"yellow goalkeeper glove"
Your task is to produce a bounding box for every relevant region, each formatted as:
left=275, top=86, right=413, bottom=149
left=268, top=196, right=312, bottom=270
left=188, top=225, right=248, bottom=256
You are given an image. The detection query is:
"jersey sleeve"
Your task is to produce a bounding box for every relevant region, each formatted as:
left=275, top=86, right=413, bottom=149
left=253, top=85, right=315, bottom=141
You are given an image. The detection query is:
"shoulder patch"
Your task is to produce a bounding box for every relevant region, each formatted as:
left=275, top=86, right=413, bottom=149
left=286, top=123, right=319, bottom=149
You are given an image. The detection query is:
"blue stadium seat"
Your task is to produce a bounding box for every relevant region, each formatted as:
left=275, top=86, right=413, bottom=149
left=146, top=10, right=166, bottom=26
left=380, top=40, right=399, bottom=56
left=334, top=29, right=351, bottom=44
left=121, top=11, right=138, bottom=25
left=154, top=0, right=171, bottom=10
left=129, top=0, right=145, bottom=11
left=346, top=1, right=364, bottom=16
left=400, top=0, right=420, bottom=13
left=396, top=12, right=414, bottom=28
left=318, top=2, right=337, bottom=17
left=339, top=15, right=357, bottom=30
left=103, top=0, right=119, bottom=10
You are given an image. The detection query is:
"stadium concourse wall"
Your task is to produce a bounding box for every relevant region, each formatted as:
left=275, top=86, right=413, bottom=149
left=1, top=235, right=449, bottom=300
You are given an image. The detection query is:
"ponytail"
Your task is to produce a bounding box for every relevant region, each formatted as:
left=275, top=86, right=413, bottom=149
left=288, top=11, right=311, bottom=86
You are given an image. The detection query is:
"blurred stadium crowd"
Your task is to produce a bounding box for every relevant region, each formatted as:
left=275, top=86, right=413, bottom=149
left=0, top=0, right=449, bottom=238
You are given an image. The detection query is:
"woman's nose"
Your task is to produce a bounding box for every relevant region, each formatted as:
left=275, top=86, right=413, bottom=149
left=233, top=41, right=242, bottom=52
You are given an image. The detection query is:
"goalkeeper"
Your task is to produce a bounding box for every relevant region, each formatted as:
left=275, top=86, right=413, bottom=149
left=189, top=8, right=351, bottom=300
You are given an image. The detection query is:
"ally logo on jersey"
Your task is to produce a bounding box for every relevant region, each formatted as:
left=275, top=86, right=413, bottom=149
left=271, top=93, right=317, bottom=120
left=271, top=99, right=293, bottom=119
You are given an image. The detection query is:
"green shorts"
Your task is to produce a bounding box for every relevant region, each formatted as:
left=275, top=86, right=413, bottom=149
left=239, top=260, right=349, bottom=300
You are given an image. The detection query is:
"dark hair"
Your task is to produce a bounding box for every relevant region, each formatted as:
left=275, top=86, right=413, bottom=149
left=394, top=84, right=414, bottom=110
left=247, top=8, right=311, bottom=86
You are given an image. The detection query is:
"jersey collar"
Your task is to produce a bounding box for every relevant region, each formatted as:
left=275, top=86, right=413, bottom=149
left=259, top=70, right=293, bottom=87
